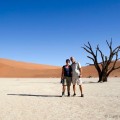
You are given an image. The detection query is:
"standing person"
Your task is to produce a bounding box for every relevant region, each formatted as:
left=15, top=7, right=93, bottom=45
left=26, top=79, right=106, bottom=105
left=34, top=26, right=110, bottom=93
left=61, top=59, right=72, bottom=97
left=70, top=57, right=84, bottom=97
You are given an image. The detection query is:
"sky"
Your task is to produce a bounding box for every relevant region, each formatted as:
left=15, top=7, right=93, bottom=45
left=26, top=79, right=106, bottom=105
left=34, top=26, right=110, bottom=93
left=0, top=0, right=120, bottom=66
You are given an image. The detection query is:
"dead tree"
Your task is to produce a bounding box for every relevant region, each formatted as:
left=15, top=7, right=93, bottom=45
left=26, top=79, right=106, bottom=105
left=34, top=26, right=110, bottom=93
left=82, top=40, right=120, bottom=82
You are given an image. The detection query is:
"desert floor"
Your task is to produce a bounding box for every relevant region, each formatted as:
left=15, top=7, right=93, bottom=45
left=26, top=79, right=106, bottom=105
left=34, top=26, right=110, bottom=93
left=0, top=78, right=120, bottom=120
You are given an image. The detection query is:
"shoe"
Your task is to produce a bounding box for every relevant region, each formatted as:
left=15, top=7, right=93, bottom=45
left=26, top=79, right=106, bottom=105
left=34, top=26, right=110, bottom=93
left=68, top=92, right=70, bottom=97
left=81, top=94, right=84, bottom=97
left=73, top=93, right=76, bottom=96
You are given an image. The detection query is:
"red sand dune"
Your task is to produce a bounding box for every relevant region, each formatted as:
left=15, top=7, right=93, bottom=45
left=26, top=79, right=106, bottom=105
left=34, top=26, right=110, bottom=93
left=0, top=58, right=61, bottom=78
left=0, top=58, right=120, bottom=78
left=82, top=62, right=120, bottom=77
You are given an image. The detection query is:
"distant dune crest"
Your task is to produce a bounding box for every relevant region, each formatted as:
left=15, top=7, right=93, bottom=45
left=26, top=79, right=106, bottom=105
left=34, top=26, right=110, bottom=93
left=0, top=58, right=120, bottom=78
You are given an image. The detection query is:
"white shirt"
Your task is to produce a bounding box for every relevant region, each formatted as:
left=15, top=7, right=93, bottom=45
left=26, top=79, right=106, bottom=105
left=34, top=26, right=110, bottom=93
left=71, top=62, right=81, bottom=77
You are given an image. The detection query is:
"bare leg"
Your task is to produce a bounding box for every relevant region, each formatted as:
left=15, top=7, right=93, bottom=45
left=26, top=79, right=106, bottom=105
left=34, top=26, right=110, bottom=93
left=79, top=85, right=84, bottom=97
left=79, top=85, right=83, bottom=94
left=62, top=85, right=66, bottom=96
left=67, top=85, right=70, bottom=96
left=73, top=85, right=76, bottom=96
left=63, top=86, right=66, bottom=92
left=67, top=85, right=70, bottom=93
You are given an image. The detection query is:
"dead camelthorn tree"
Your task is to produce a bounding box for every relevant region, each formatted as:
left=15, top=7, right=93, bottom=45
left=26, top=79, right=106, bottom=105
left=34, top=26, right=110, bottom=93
left=82, top=40, right=120, bottom=82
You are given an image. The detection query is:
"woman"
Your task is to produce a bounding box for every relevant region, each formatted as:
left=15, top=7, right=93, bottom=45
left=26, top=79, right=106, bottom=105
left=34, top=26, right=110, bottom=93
left=61, top=59, right=72, bottom=97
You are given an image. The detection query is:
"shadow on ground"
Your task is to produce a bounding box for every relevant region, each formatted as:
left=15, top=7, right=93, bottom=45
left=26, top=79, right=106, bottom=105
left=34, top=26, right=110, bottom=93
left=83, top=81, right=98, bottom=84
left=7, top=94, right=62, bottom=97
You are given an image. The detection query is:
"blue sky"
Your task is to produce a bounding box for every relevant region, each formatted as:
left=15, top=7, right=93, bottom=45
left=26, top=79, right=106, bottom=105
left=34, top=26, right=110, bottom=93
left=0, top=0, right=120, bottom=66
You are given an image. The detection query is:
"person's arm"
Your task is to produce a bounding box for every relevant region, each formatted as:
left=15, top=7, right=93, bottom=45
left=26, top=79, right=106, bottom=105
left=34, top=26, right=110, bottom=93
left=78, top=63, right=82, bottom=77
left=61, top=67, right=64, bottom=79
left=70, top=65, right=72, bottom=76
left=79, top=68, right=82, bottom=77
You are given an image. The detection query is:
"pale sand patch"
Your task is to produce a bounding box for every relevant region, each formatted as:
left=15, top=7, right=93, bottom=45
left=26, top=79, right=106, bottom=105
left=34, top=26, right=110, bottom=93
left=0, top=78, right=120, bottom=120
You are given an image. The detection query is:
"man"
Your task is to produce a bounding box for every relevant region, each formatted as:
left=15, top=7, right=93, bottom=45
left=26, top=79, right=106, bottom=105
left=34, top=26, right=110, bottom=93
left=70, top=57, right=84, bottom=97
left=61, top=59, right=72, bottom=97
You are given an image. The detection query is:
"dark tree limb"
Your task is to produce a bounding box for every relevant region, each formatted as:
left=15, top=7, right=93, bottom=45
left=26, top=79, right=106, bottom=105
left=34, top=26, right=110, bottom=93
left=83, top=40, right=120, bottom=82
left=96, top=45, right=105, bottom=68
left=83, top=42, right=102, bottom=77
left=87, top=56, right=95, bottom=62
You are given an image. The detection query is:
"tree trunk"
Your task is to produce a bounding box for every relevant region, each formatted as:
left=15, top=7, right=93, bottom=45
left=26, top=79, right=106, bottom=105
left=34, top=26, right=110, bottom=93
left=98, top=72, right=108, bottom=82
left=102, top=75, right=108, bottom=82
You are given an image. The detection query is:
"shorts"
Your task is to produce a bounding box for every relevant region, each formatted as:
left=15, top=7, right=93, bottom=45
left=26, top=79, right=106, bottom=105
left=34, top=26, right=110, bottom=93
left=62, top=76, right=72, bottom=86
left=72, top=77, right=82, bottom=85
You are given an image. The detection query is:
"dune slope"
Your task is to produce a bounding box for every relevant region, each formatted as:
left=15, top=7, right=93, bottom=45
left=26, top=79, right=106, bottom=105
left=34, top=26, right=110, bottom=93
left=0, top=58, right=120, bottom=78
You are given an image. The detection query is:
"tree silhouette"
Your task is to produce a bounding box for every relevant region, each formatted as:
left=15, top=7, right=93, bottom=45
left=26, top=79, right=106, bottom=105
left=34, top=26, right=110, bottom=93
left=83, top=40, right=120, bottom=82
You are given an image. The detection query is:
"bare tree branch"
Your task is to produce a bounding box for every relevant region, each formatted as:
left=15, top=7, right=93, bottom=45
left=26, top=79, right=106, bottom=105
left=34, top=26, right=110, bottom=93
left=83, top=42, right=102, bottom=75
left=107, top=52, right=119, bottom=76
left=84, top=44, right=91, bottom=50
left=83, top=40, right=120, bottom=82
left=82, top=47, right=93, bottom=55
left=110, top=38, right=112, bottom=47
left=87, top=56, right=95, bottom=62
left=106, top=39, right=112, bottom=51
left=113, top=46, right=120, bottom=54
left=114, top=66, right=120, bottom=70
left=97, top=45, right=105, bottom=68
